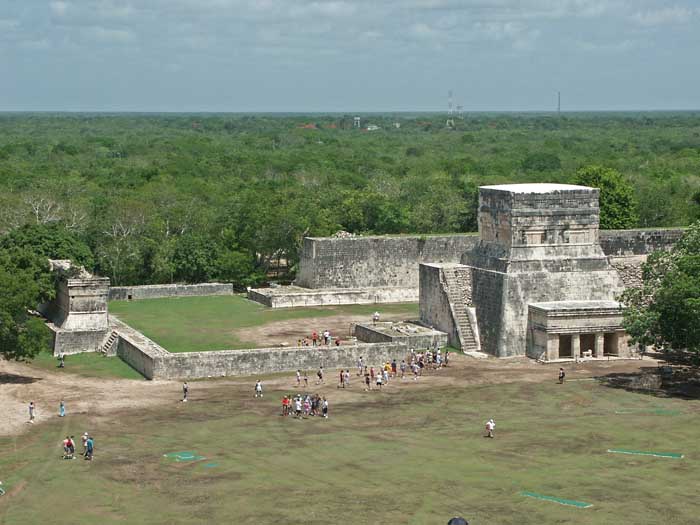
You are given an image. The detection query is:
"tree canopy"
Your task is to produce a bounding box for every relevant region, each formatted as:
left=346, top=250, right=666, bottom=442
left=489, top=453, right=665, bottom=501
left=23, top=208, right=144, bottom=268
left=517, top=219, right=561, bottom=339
left=621, top=221, right=700, bottom=356
left=574, top=165, right=638, bottom=229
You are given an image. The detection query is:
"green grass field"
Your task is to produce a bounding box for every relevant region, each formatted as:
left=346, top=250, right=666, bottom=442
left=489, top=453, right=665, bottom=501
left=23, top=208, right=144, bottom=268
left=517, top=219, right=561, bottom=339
left=28, top=349, right=145, bottom=380
left=109, top=295, right=419, bottom=352
left=1, top=376, right=698, bottom=524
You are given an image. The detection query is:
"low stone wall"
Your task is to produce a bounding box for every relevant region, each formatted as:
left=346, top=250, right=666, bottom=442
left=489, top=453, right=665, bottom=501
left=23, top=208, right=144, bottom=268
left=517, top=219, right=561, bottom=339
left=248, top=286, right=417, bottom=308
left=109, top=283, right=233, bottom=301
left=156, top=342, right=408, bottom=380
left=111, top=316, right=170, bottom=379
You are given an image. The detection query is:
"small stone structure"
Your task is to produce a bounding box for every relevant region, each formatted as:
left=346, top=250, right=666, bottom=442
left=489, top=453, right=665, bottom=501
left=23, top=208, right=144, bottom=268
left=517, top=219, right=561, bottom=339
left=527, top=300, right=630, bottom=361
left=39, top=260, right=110, bottom=355
left=353, top=321, right=448, bottom=350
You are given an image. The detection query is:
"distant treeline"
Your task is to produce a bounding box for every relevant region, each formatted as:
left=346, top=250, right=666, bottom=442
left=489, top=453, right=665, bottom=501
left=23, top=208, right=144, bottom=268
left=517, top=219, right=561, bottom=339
left=0, top=112, right=698, bottom=287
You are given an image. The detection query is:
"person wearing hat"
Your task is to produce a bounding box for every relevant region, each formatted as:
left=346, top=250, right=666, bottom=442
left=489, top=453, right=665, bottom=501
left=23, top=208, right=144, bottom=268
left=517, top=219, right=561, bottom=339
left=81, top=432, right=89, bottom=456
left=447, top=517, right=468, bottom=525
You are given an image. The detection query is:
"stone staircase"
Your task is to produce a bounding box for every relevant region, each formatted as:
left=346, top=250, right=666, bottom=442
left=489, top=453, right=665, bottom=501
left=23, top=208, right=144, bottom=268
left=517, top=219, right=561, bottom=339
left=440, top=267, right=480, bottom=353
left=99, top=330, right=119, bottom=356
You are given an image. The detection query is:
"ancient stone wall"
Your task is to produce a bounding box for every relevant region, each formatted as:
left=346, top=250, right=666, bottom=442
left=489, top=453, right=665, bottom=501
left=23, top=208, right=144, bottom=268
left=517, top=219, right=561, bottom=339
left=296, top=234, right=479, bottom=289
left=599, top=228, right=684, bottom=256
left=109, top=283, right=234, bottom=301
left=115, top=340, right=409, bottom=380
left=418, top=264, right=461, bottom=349
left=296, top=229, right=682, bottom=291
left=248, top=286, right=417, bottom=308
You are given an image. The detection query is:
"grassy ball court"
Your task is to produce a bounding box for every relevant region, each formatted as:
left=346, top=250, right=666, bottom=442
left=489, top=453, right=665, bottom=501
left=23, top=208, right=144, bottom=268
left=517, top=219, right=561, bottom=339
left=1, top=363, right=699, bottom=524
left=108, top=295, right=419, bottom=353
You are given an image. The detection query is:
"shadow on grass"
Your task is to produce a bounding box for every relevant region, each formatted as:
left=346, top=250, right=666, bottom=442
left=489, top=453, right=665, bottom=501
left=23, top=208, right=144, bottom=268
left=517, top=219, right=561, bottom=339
left=0, top=371, right=42, bottom=385
left=600, top=358, right=700, bottom=400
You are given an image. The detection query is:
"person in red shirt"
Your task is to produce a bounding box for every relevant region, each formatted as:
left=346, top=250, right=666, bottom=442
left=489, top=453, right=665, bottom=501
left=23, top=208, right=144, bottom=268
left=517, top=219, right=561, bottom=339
left=311, top=332, right=318, bottom=346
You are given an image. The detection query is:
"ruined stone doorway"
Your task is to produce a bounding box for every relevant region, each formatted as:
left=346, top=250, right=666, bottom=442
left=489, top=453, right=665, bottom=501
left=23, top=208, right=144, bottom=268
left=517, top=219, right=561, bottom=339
left=559, top=334, right=572, bottom=358
left=604, top=333, right=618, bottom=356
left=580, top=334, right=595, bottom=356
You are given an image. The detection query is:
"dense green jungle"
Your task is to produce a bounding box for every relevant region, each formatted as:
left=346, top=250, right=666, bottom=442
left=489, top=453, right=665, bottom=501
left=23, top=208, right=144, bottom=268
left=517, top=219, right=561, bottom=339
left=0, top=112, right=699, bottom=288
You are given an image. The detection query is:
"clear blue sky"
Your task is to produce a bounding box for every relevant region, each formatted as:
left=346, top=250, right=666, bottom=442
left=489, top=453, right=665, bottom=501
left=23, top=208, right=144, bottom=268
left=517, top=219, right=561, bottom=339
left=1, top=0, right=698, bottom=112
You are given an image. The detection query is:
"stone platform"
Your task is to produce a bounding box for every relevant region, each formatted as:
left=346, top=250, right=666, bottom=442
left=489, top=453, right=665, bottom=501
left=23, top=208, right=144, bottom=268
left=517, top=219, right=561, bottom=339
left=354, top=321, right=448, bottom=350
left=247, top=285, right=417, bottom=308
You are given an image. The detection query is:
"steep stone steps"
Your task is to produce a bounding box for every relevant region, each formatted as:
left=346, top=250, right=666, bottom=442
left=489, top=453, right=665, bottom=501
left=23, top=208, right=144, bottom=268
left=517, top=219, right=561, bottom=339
left=441, top=267, right=480, bottom=353
left=99, top=330, right=119, bottom=355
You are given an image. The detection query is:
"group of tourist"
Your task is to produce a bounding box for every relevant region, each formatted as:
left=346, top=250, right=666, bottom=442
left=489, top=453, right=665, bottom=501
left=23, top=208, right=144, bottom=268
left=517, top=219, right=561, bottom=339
left=297, top=329, right=341, bottom=347
left=62, top=432, right=95, bottom=460
left=281, top=393, right=329, bottom=418
left=25, top=398, right=97, bottom=461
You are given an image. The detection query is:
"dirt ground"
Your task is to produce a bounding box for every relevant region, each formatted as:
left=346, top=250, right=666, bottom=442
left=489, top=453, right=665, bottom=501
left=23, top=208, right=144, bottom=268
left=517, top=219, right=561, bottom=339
left=0, top=353, right=660, bottom=439
left=233, top=310, right=410, bottom=347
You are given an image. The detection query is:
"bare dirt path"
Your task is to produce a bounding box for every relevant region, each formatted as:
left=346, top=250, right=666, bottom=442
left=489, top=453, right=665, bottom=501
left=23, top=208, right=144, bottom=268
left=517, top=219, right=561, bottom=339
left=0, top=354, right=657, bottom=437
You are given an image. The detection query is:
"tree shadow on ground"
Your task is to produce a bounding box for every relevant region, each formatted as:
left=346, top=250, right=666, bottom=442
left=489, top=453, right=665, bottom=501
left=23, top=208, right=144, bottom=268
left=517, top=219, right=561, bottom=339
left=0, top=372, right=42, bottom=385
left=599, top=354, right=700, bottom=399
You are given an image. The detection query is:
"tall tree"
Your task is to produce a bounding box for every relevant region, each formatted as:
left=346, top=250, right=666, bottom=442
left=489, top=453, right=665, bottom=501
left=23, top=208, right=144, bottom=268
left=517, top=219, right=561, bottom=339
left=575, top=165, right=638, bottom=229
left=620, top=222, right=700, bottom=355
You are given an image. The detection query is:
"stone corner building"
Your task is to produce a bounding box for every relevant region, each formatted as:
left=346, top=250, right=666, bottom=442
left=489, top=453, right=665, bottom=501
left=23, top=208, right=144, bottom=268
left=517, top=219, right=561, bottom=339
left=420, top=183, right=632, bottom=361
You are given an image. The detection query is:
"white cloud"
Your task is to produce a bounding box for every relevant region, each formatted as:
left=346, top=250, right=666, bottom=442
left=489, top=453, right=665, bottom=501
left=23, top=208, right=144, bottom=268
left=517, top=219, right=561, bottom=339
left=82, top=26, right=135, bottom=43
left=50, top=1, right=71, bottom=17
left=631, top=6, right=697, bottom=27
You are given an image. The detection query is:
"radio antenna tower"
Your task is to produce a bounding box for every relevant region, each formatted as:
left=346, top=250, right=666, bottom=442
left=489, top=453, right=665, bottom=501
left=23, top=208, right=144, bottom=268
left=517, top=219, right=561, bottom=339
left=446, top=90, right=455, bottom=128
left=557, top=91, right=561, bottom=115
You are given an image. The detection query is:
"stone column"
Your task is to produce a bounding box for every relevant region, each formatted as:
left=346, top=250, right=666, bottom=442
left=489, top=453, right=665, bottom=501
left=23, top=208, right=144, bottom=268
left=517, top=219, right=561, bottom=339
left=595, top=333, right=605, bottom=358
left=572, top=333, right=581, bottom=360
left=546, top=333, right=559, bottom=361
left=616, top=330, right=627, bottom=357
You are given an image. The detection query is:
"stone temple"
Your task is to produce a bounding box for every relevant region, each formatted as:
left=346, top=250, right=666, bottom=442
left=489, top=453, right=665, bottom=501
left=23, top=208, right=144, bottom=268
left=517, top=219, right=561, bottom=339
left=420, top=183, right=632, bottom=360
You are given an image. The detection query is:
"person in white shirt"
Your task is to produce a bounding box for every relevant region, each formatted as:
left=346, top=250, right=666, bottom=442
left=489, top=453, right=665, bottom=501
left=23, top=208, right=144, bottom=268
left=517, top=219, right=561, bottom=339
left=485, top=419, right=495, bottom=438
left=255, top=380, right=263, bottom=398
left=322, top=397, right=329, bottom=418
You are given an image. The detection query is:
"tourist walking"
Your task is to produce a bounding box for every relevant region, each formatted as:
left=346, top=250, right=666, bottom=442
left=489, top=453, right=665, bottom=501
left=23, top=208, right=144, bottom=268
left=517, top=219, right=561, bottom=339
left=339, top=370, right=345, bottom=388
left=344, top=369, right=350, bottom=388
left=304, top=372, right=309, bottom=388
left=558, top=367, right=566, bottom=384
left=57, top=352, right=65, bottom=368
left=59, top=400, right=66, bottom=417
left=294, top=396, right=302, bottom=418
left=317, top=367, right=324, bottom=385
left=296, top=369, right=301, bottom=388
left=85, top=435, right=94, bottom=460
left=400, top=360, right=407, bottom=380
left=322, top=397, right=329, bottom=418
left=364, top=371, right=371, bottom=391
left=81, top=432, right=89, bottom=456
left=312, top=331, right=318, bottom=346
left=255, top=380, right=263, bottom=398
left=372, top=311, right=380, bottom=325
left=182, top=382, right=189, bottom=402
left=357, top=356, right=364, bottom=376
left=485, top=419, right=495, bottom=438
left=28, top=402, right=35, bottom=423
left=323, top=329, right=330, bottom=345
left=376, top=373, right=383, bottom=390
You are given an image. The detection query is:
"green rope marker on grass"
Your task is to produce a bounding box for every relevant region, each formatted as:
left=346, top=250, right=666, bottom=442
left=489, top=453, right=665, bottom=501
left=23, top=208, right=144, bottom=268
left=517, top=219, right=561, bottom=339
left=607, top=449, right=683, bottom=459
left=615, top=409, right=680, bottom=416
left=163, top=451, right=206, bottom=462
left=203, top=463, right=218, bottom=468
left=521, top=491, right=593, bottom=508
